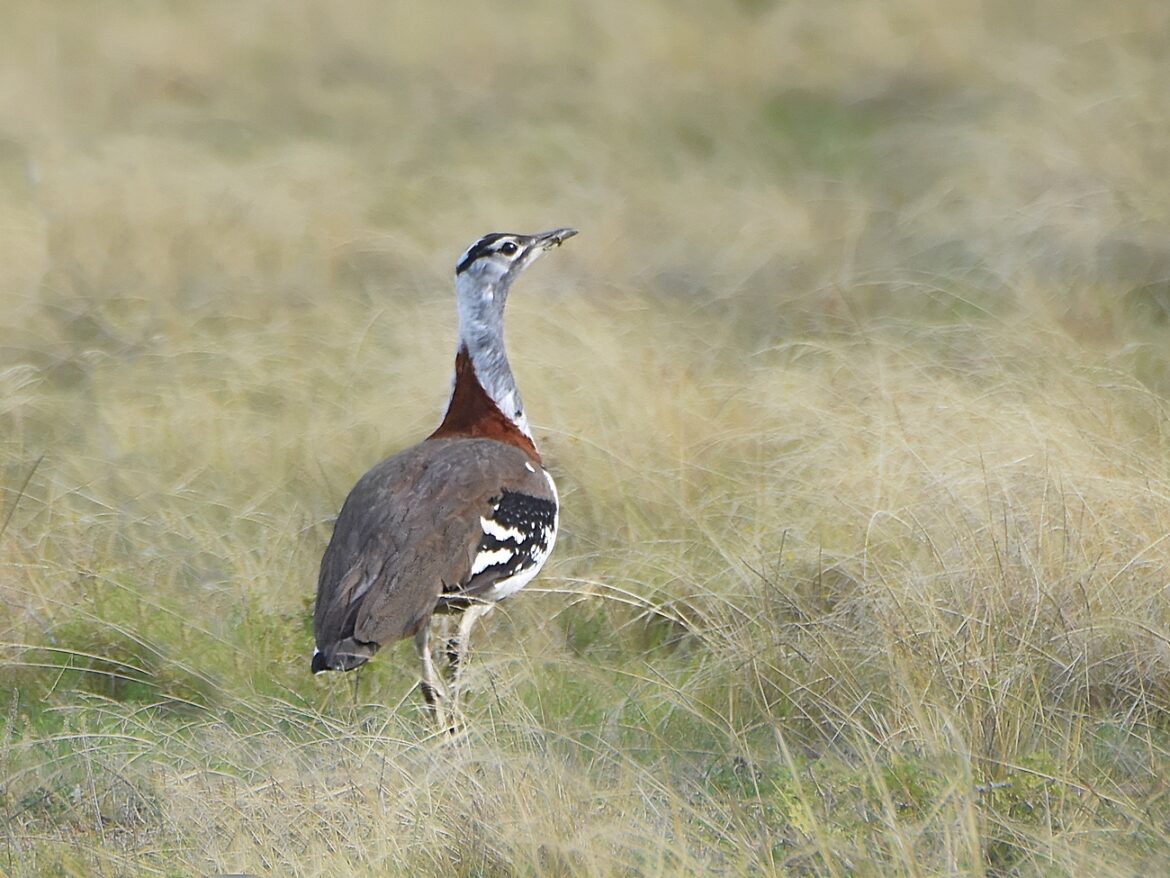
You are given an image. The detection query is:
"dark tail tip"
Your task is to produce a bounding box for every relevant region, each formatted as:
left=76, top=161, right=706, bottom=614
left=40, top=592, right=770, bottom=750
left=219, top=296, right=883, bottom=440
left=311, top=649, right=330, bottom=674
left=311, top=640, right=376, bottom=674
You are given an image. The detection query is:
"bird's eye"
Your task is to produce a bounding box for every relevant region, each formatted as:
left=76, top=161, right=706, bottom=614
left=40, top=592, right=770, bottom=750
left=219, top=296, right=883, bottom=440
left=499, top=242, right=519, bottom=256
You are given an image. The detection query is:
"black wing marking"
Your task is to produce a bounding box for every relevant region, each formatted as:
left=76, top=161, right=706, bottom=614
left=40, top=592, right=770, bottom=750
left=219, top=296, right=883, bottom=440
left=441, top=489, right=557, bottom=604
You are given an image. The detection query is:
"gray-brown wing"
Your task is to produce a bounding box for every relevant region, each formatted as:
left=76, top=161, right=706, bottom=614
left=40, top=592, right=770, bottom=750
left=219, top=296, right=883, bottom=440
left=312, top=437, right=547, bottom=670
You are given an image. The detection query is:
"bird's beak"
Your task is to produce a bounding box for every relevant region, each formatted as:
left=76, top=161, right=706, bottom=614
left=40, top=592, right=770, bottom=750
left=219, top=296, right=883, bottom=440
left=534, top=228, right=578, bottom=250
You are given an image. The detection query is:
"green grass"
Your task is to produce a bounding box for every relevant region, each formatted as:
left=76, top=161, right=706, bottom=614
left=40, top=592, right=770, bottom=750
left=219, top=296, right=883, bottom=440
left=3, top=0, right=1170, bottom=875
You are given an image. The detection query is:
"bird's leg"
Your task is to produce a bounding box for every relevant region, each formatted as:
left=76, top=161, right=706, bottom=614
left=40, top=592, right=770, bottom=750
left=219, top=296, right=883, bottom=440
left=414, top=624, right=450, bottom=731
left=450, top=602, right=493, bottom=695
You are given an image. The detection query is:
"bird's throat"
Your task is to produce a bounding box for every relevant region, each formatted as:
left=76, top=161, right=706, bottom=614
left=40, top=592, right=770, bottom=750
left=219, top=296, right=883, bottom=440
left=428, top=346, right=540, bottom=462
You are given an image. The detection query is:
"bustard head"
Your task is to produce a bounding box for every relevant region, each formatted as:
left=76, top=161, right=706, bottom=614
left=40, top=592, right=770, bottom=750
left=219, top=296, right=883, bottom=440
left=455, top=228, right=576, bottom=330
left=457, top=227, right=577, bottom=282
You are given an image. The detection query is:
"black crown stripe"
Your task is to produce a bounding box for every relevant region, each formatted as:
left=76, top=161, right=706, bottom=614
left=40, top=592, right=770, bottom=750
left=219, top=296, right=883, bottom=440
left=456, top=233, right=510, bottom=274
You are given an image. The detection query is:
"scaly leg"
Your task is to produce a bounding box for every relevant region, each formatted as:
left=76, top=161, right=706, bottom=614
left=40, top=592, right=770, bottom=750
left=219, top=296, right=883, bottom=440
left=414, top=623, right=450, bottom=731
left=450, top=602, right=494, bottom=695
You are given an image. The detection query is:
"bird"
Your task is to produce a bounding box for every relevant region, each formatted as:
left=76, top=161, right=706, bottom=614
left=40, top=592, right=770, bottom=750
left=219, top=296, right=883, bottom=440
left=311, top=227, right=577, bottom=726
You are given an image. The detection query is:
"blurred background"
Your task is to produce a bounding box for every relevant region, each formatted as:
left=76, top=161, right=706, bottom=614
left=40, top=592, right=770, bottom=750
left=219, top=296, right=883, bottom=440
left=3, top=2, right=1170, bottom=876
left=5, top=0, right=1169, bottom=350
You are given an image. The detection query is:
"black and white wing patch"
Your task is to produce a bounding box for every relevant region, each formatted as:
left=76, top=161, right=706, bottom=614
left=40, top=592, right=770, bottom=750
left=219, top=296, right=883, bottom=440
left=449, top=488, right=558, bottom=604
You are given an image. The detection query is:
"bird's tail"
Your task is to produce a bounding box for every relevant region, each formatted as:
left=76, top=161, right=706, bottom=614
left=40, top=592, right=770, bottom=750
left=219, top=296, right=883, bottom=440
left=311, top=638, right=378, bottom=674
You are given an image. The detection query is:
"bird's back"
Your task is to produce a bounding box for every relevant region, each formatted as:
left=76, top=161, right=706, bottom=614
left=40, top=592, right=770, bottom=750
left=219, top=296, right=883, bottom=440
left=312, top=436, right=556, bottom=672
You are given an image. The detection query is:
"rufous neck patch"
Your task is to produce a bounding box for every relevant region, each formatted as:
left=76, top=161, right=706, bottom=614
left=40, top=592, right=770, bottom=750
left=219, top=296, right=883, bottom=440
left=428, top=347, right=542, bottom=463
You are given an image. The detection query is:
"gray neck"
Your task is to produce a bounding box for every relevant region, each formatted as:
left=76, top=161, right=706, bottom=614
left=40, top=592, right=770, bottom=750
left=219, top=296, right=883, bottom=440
left=454, top=271, right=533, bottom=439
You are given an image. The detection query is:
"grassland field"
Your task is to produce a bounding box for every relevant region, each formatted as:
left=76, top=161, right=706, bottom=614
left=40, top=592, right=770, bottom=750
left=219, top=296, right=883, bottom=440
left=3, top=1, right=1170, bottom=876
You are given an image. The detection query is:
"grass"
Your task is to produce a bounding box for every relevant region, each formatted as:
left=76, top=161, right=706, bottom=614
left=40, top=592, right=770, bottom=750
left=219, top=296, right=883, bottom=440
left=3, top=0, right=1170, bottom=875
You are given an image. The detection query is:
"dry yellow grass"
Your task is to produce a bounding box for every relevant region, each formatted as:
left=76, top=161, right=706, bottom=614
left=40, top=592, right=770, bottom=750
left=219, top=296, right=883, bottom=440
left=3, top=1, right=1170, bottom=876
